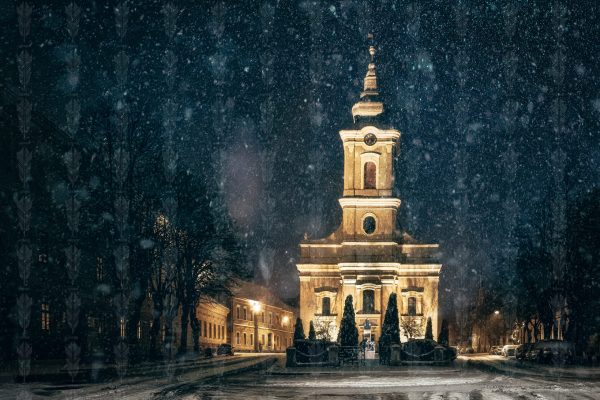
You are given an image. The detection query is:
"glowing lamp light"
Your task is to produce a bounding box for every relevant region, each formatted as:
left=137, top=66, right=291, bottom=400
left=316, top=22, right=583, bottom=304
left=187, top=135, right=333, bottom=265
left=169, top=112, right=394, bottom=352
left=494, top=310, right=500, bottom=315
left=282, top=316, right=289, bottom=325
left=249, top=300, right=261, bottom=313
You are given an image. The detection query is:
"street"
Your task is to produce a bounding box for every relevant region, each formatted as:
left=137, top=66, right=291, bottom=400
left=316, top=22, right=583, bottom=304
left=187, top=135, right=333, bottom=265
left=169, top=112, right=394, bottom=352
left=192, top=364, right=600, bottom=400
left=3, top=354, right=599, bottom=399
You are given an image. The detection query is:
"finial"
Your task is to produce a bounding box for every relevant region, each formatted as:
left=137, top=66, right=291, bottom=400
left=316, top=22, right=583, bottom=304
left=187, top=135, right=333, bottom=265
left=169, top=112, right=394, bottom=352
left=367, top=33, right=375, bottom=62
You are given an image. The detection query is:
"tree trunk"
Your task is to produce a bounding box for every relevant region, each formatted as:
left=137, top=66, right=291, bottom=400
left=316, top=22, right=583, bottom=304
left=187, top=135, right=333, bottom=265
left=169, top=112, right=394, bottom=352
left=190, top=304, right=200, bottom=352
left=149, top=296, right=162, bottom=360
left=178, top=301, right=190, bottom=355
left=127, top=285, right=146, bottom=364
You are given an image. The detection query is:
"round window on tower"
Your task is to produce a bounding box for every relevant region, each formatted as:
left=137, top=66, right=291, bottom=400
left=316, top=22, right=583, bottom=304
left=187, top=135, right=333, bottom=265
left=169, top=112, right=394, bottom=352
left=363, top=215, right=376, bottom=235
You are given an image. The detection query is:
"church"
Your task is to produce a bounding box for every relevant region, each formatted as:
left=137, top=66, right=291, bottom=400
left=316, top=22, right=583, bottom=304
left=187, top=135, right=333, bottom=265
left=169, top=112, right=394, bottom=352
left=297, top=42, right=442, bottom=343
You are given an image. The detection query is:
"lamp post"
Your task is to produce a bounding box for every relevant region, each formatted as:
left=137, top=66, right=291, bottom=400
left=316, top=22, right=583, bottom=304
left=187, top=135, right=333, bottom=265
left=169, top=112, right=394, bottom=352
left=250, top=300, right=261, bottom=352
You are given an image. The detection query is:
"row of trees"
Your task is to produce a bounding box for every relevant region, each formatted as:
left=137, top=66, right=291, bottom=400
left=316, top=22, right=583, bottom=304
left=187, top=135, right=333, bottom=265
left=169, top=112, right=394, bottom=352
left=464, top=189, right=599, bottom=355
left=292, top=293, right=450, bottom=348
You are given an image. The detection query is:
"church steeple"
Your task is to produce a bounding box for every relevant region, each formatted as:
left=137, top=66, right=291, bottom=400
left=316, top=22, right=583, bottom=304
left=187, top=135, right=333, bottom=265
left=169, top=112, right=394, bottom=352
left=351, top=34, right=384, bottom=122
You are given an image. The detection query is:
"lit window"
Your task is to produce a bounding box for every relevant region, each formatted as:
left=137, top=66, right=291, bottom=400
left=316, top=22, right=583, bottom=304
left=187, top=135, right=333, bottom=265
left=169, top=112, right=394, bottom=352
left=322, top=297, right=331, bottom=315
left=408, top=297, right=417, bottom=316
left=363, top=290, right=375, bottom=314
left=41, top=303, right=50, bottom=331
left=364, top=161, right=376, bottom=189
left=137, top=322, right=141, bottom=339
left=120, top=319, right=126, bottom=338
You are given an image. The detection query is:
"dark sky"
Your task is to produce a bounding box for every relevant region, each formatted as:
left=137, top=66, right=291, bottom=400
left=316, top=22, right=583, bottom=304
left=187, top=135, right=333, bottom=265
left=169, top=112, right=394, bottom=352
left=1, top=0, right=599, bottom=310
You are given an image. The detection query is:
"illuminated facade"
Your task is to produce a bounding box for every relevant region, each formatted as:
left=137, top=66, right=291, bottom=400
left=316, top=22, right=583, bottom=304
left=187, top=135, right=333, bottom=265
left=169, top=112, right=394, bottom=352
left=230, top=282, right=295, bottom=352
left=297, top=42, right=442, bottom=342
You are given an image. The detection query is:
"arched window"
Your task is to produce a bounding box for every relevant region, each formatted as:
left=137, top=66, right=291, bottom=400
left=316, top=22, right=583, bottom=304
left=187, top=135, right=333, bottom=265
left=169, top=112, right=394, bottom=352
left=243, top=307, right=247, bottom=320
left=322, top=297, right=331, bottom=316
left=408, top=297, right=417, bottom=316
left=363, top=290, right=375, bottom=314
left=364, top=161, right=377, bottom=189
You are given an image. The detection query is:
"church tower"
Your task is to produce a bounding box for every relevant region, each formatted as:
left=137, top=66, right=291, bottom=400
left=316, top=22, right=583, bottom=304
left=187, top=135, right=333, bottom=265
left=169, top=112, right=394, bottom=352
left=297, top=39, right=442, bottom=342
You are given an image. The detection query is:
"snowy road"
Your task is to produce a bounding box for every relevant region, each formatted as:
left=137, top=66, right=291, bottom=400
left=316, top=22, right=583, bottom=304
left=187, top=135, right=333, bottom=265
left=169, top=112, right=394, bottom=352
left=2, top=360, right=599, bottom=399
left=185, top=367, right=600, bottom=400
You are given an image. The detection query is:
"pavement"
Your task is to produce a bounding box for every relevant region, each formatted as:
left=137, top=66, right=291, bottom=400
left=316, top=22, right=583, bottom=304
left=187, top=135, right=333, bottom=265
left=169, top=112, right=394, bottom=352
left=0, top=353, right=281, bottom=400
left=2, top=353, right=600, bottom=399
left=458, top=353, right=600, bottom=381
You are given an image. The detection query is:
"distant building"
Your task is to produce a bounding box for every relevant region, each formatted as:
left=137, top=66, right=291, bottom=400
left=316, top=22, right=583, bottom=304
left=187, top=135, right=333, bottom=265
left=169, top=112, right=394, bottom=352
left=297, top=41, right=442, bottom=342
left=230, top=282, right=295, bottom=352
left=195, top=301, right=230, bottom=349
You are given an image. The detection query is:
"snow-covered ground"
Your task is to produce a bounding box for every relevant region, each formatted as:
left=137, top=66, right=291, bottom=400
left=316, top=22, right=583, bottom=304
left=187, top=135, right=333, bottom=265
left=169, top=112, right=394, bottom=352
left=193, top=368, right=600, bottom=400
left=1, top=360, right=599, bottom=399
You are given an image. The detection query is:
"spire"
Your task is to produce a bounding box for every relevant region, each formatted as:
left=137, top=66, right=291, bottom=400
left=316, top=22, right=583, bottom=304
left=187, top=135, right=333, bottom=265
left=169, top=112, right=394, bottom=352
left=352, top=34, right=384, bottom=122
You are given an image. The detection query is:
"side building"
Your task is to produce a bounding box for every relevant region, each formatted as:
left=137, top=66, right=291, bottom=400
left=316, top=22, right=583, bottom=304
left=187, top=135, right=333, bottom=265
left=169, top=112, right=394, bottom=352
left=230, top=282, right=296, bottom=352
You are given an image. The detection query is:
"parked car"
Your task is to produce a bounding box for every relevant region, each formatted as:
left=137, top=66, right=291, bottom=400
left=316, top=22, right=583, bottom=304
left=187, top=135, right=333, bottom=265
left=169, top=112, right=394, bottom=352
left=217, top=343, right=235, bottom=356
left=502, top=344, right=519, bottom=357
left=531, top=340, right=574, bottom=364
left=489, top=346, right=502, bottom=356
left=516, top=343, right=534, bottom=360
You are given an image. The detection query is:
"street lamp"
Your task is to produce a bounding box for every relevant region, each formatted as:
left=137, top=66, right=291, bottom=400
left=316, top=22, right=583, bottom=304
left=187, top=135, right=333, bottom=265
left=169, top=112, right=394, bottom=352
left=494, top=310, right=500, bottom=316
left=249, top=300, right=261, bottom=352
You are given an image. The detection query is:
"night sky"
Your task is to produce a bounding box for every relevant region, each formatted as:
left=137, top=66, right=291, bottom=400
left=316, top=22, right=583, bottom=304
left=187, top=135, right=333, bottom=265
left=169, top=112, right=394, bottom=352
left=1, top=0, right=599, bottom=317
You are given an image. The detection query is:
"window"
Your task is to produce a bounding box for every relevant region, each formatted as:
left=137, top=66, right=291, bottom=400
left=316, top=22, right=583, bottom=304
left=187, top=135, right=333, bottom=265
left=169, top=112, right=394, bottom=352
left=213, top=324, right=216, bottom=338
left=364, top=161, right=376, bottom=189
left=203, top=321, right=207, bottom=337
left=262, top=334, right=265, bottom=344
left=120, top=319, right=126, bottom=338
left=236, top=332, right=240, bottom=345
left=96, top=257, right=104, bottom=281
left=363, top=290, right=375, bottom=314
left=250, top=333, right=254, bottom=345
left=363, top=216, right=376, bottom=234
left=261, top=312, right=265, bottom=323
left=322, top=297, right=331, bottom=316
left=236, top=306, right=240, bottom=319
left=209, top=322, right=212, bottom=338
left=41, top=303, right=50, bottom=331
left=408, top=297, right=417, bottom=316
left=137, top=322, right=141, bottom=339
left=243, top=333, right=247, bottom=345
left=243, top=307, right=247, bottom=320
left=269, top=312, right=272, bottom=325
left=199, top=320, right=202, bottom=337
